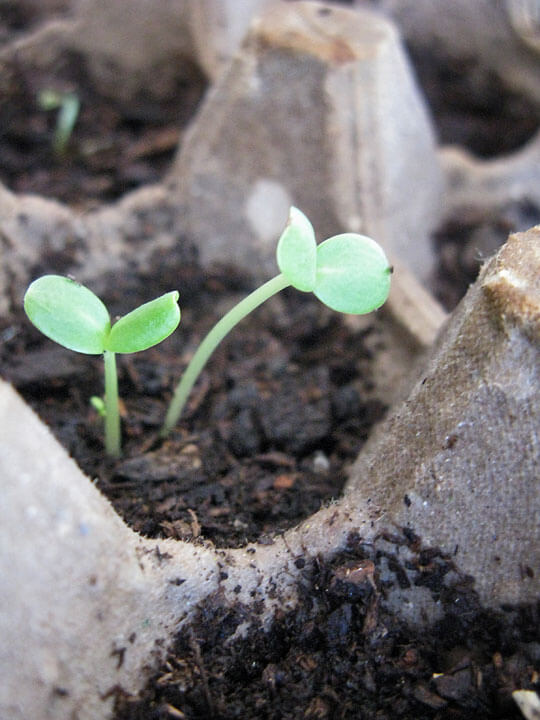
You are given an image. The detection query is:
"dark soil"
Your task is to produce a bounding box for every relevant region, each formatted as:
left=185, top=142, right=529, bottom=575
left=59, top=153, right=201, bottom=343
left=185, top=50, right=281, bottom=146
left=2, top=251, right=387, bottom=547
left=407, top=47, right=540, bottom=159
left=115, top=534, right=540, bottom=720
left=1, top=5, right=538, bottom=719
left=3, top=256, right=538, bottom=720
left=433, top=198, right=540, bottom=309
left=0, top=42, right=206, bottom=208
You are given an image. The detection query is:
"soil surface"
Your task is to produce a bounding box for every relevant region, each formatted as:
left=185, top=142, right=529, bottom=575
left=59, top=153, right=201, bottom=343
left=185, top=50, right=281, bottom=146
left=0, top=20, right=206, bottom=208
left=116, top=536, right=539, bottom=720
left=3, top=252, right=387, bottom=546
left=407, top=46, right=539, bottom=160
left=3, top=255, right=538, bottom=720
left=1, top=5, right=539, bottom=719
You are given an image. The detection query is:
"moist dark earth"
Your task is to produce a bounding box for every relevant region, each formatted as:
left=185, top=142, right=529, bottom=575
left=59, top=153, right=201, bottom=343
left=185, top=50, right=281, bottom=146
left=3, top=256, right=388, bottom=547
left=1, top=4, right=539, bottom=719
left=3, top=255, right=538, bottom=720
left=115, top=541, right=540, bottom=720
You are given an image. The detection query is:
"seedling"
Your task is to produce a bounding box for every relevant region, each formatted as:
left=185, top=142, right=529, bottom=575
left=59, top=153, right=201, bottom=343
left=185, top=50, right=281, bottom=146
left=24, top=276, right=180, bottom=457
left=23, top=211, right=391, bottom=454
left=38, top=89, right=81, bottom=155
left=160, top=207, right=391, bottom=437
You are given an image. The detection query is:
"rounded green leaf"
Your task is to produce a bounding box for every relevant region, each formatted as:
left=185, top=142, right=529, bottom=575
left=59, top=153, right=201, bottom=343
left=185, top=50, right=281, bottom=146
left=276, top=207, right=317, bottom=292
left=313, top=233, right=391, bottom=314
left=106, top=291, right=180, bottom=354
left=24, top=275, right=110, bottom=354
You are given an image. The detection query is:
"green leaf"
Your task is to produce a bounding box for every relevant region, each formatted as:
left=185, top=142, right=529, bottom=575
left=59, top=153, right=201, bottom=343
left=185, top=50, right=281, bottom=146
left=313, top=233, right=391, bottom=314
left=106, top=291, right=181, bottom=354
left=276, top=206, right=317, bottom=292
left=24, top=275, right=110, bottom=354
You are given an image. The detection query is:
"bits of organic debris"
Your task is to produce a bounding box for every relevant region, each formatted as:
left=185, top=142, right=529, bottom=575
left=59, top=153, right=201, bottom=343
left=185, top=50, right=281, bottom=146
left=273, top=474, right=296, bottom=490
left=433, top=667, right=472, bottom=701
left=413, top=683, right=448, bottom=710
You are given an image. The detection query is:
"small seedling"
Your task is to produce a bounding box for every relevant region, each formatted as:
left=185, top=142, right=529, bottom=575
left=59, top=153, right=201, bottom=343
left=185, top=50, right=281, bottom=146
left=24, top=276, right=180, bottom=457
left=23, top=210, right=391, bottom=455
left=38, top=89, right=81, bottom=155
left=160, top=207, right=392, bottom=437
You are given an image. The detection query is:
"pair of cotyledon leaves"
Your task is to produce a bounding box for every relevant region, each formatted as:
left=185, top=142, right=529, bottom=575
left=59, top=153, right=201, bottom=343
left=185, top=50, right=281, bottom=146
left=277, top=207, right=391, bottom=312
left=24, top=278, right=181, bottom=355
left=23, top=207, right=391, bottom=356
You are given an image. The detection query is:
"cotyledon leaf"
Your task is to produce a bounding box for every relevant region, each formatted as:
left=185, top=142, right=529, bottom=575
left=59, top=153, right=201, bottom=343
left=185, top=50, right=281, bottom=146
left=106, top=291, right=181, bottom=354
left=24, top=275, right=110, bottom=354
left=276, top=206, right=317, bottom=292
left=313, top=233, right=392, bottom=314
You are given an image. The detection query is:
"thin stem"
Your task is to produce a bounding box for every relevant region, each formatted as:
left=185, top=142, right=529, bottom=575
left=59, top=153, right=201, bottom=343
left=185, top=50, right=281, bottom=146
left=103, top=350, right=121, bottom=457
left=161, top=273, right=291, bottom=437
left=54, top=94, right=80, bottom=155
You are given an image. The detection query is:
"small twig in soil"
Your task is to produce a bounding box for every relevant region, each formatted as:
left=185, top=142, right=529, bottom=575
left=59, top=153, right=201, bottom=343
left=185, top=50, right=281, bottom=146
left=189, top=633, right=215, bottom=717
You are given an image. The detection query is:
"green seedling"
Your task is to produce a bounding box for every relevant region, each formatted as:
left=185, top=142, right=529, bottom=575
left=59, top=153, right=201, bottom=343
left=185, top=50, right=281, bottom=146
left=24, top=276, right=180, bottom=457
left=161, top=207, right=391, bottom=437
left=38, top=89, right=81, bottom=155
left=90, top=395, right=107, bottom=418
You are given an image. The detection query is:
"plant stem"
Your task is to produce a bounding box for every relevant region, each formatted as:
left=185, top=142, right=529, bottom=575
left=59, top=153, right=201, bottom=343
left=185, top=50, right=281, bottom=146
left=54, top=94, right=80, bottom=155
left=104, top=350, right=121, bottom=457
left=161, top=273, right=291, bottom=437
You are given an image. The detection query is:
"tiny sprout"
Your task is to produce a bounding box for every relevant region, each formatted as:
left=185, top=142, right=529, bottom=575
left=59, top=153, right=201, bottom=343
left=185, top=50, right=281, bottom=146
left=161, top=208, right=391, bottom=436
left=90, top=396, right=106, bottom=418
left=24, top=275, right=180, bottom=457
left=38, top=89, right=80, bottom=155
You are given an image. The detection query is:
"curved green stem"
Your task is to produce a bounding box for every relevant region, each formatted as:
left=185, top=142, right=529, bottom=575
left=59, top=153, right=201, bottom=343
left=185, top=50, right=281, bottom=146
left=104, top=350, right=121, bottom=457
left=161, top=273, right=291, bottom=437
left=54, top=94, right=80, bottom=155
